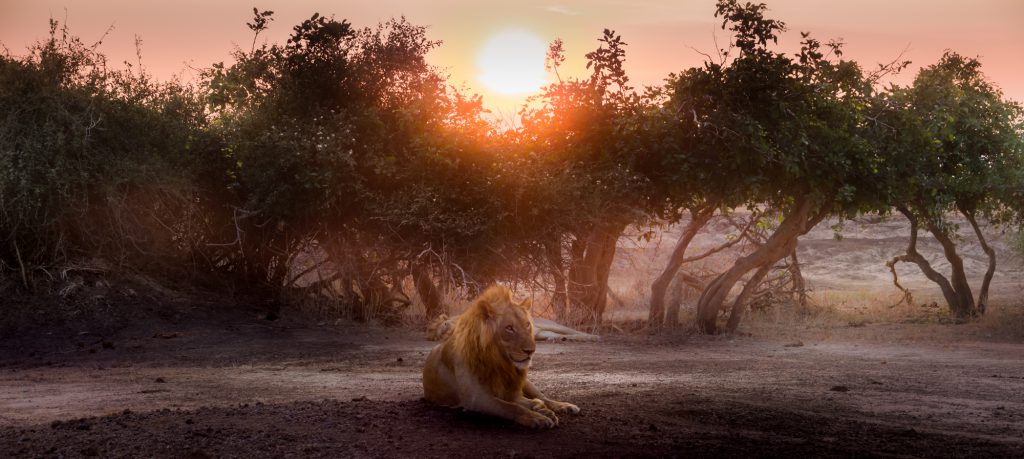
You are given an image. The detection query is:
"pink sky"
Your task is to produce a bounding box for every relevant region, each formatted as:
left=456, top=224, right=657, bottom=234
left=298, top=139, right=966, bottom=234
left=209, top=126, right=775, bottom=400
left=3, top=1, right=1022, bottom=113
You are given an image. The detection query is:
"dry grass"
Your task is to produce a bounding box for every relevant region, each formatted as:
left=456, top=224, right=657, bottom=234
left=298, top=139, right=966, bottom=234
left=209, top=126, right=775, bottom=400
left=734, top=287, right=1024, bottom=343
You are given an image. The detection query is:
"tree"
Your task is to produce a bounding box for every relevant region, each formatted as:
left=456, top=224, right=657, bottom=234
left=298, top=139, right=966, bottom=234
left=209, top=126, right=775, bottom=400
left=0, top=20, right=210, bottom=287
left=201, top=12, right=493, bottom=318
left=516, top=29, right=649, bottom=324
left=641, top=62, right=737, bottom=328
left=875, top=52, right=1024, bottom=318
left=659, top=0, right=879, bottom=333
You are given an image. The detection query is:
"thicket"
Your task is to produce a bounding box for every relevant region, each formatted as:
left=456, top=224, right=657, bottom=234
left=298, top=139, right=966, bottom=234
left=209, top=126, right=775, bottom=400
left=0, top=20, right=212, bottom=286
left=2, top=2, right=1021, bottom=332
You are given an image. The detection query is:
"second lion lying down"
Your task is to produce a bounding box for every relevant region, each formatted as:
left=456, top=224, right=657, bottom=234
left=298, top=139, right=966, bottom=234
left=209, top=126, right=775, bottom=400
left=421, top=286, right=580, bottom=428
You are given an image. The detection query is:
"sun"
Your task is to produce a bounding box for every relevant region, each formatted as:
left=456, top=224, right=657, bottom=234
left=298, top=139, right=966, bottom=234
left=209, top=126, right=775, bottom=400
left=476, top=29, right=549, bottom=96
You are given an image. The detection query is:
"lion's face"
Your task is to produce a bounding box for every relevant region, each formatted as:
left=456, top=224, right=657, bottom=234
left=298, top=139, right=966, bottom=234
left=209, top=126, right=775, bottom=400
left=491, top=299, right=536, bottom=370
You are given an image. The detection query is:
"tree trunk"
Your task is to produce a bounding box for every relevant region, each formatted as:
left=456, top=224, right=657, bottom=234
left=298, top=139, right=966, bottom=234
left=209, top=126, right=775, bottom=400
left=545, top=239, right=568, bottom=320
left=665, top=272, right=704, bottom=327
left=922, top=218, right=975, bottom=317
left=889, top=207, right=961, bottom=313
left=695, top=196, right=820, bottom=334
left=788, top=250, right=807, bottom=307
left=590, top=222, right=626, bottom=323
left=725, top=263, right=773, bottom=332
left=648, top=205, right=716, bottom=327
left=962, top=209, right=995, bottom=315
left=567, top=222, right=626, bottom=324
left=566, top=235, right=587, bottom=322
left=665, top=275, right=684, bottom=327
left=412, top=263, right=445, bottom=319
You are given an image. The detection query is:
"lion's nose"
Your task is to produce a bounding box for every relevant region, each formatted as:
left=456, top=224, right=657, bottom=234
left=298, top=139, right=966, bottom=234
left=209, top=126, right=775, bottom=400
left=523, top=348, right=535, bottom=356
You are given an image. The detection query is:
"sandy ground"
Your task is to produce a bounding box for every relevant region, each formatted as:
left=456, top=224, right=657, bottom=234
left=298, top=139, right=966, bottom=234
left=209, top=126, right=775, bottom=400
left=2, top=315, right=1023, bottom=458
left=2, top=214, right=1022, bottom=457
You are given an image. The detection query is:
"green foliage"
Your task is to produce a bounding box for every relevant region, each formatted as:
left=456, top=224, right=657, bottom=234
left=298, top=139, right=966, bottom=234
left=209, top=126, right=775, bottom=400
left=1, top=3, right=1021, bottom=325
left=652, top=0, right=879, bottom=221
left=0, top=20, right=209, bottom=275
left=200, top=12, right=510, bottom=289
left=873, top=51, right=1024, bottom=230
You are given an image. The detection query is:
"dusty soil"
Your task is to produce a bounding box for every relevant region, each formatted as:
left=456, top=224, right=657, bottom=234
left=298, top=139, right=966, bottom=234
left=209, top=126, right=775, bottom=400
left=2, top=310, right=1023, bottom=458
left=2, top=215, right=1021, bottom=457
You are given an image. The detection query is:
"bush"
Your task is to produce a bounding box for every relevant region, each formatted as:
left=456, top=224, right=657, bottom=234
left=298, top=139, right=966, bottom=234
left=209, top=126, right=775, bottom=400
left=0, top=21, right=211, bottom=286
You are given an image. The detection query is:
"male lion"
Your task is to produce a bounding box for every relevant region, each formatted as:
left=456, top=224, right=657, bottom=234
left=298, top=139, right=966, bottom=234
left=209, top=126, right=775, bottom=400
left=421, top=286, right=580, bottom=428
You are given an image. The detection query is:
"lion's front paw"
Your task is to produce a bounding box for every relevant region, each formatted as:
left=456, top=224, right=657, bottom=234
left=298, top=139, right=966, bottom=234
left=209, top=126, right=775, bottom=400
left=524, top=397, right=559, bottom=425
left=546, top=400, right=580, bottom=415
left=516, top=410, right=556, bottom=429
left=526, top=398, right=546, bottom=411
left=536, top=406, right=559, bottom=425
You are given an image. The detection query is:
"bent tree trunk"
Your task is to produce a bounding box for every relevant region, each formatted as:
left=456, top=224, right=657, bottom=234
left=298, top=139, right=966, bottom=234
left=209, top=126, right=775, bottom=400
left=963, top=209, right=995, bottom=315
left=926, top=220, right=976, bottom=317
left=891, top=206, right=986, bottom=318
left=694, top=196, right=821, bottom=334
left=648, top=205, right=717, bottom=328
left=725, top=262, right=774, bottom=332
left=888, top=207, right=960, bottom=312
left=567, top=221, right=627, bottom=324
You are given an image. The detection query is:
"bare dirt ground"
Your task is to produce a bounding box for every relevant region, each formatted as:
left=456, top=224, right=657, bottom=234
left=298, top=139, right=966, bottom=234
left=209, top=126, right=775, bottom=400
left=2, top=215, right=1022, bottom=457
left=2, top=311, right=1023, bottom=458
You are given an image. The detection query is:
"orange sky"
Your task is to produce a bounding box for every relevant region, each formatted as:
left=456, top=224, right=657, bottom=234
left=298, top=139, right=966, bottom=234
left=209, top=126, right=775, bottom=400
left=3, top=1, right=1022, bottom=115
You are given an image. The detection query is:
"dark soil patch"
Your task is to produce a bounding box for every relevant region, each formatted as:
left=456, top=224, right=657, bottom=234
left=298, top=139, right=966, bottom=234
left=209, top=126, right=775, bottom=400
left=2, top=289, right=1023, bottom=457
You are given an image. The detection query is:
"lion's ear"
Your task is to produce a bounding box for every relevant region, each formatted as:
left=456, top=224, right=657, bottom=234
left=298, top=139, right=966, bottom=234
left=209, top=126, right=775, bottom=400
left=478, top=297, right=496, bottom=319
left=520, top=298, right=533, bottom=311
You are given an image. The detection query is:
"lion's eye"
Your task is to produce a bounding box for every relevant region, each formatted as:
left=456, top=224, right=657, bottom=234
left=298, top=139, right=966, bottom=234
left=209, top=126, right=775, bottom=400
left=505, top=325, right=515, bottom=334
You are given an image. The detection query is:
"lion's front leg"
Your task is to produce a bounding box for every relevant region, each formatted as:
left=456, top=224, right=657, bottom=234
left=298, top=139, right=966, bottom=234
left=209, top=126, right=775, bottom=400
left=469, top=395, right=556, bottom=429
left=523, top=379, right=580, bottom=415
left=453, top=368, right=555, bottom=429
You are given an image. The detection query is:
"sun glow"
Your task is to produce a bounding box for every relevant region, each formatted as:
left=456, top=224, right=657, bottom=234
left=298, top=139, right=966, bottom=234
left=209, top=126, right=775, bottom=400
left=476, top=29, right=549, bottom=95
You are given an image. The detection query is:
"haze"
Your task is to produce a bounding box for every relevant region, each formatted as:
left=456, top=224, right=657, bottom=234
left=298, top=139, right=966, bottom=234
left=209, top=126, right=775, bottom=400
left=3, top=0, right=1021, bottom=114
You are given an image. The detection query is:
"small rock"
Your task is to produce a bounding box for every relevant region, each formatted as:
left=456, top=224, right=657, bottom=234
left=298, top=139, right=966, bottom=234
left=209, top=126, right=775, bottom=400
left=784, top=341, right=804, bottom=348
left=155, top=377, right=166, bottom=383
left=352, top=396, right=369, bottom=402
left=830, top=385, right=850, bottom=392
